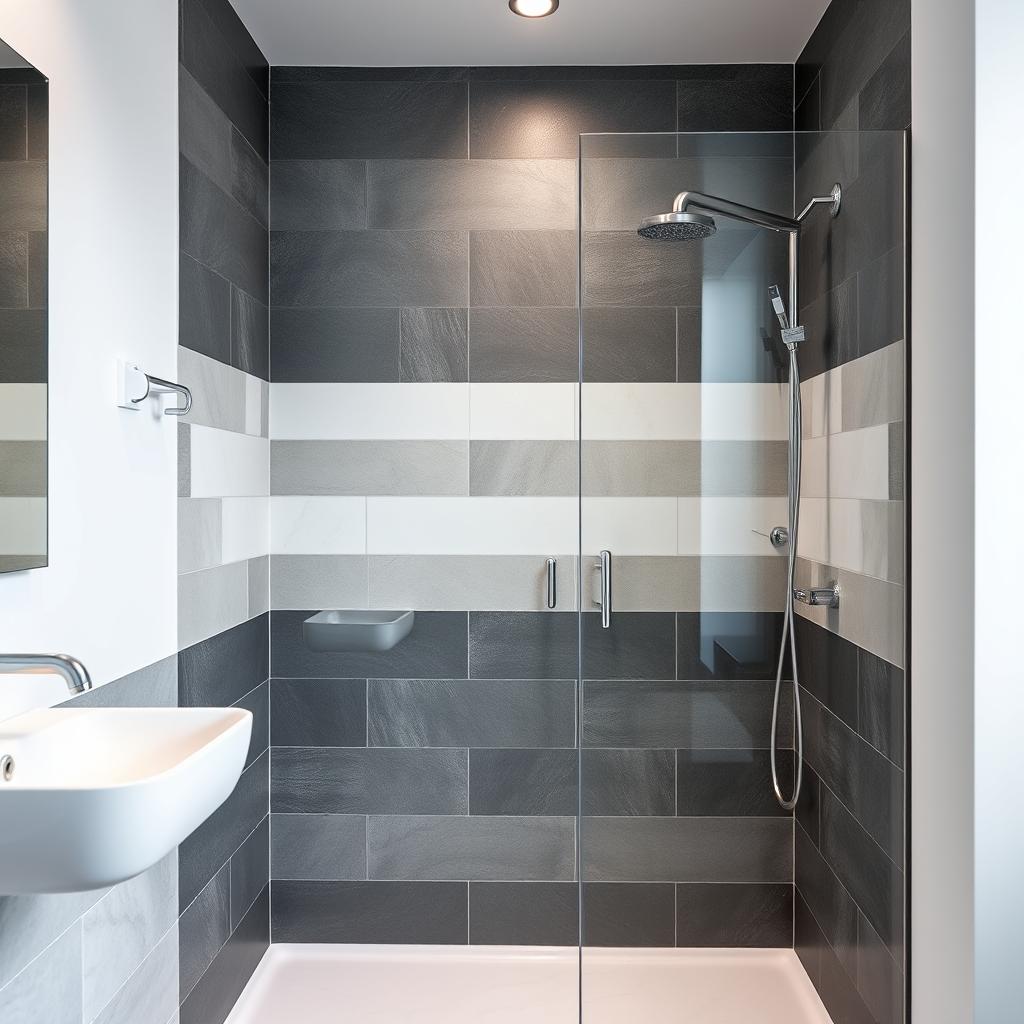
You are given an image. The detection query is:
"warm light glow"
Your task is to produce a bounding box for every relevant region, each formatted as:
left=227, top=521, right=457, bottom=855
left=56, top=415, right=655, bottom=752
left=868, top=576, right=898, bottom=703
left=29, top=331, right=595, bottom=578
left=508, top=0, right=559, bottom=18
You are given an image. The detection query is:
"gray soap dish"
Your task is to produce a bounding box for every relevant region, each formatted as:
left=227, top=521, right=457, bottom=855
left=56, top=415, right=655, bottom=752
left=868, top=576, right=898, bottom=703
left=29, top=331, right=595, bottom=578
left=303, top=610, right=415, bottom=653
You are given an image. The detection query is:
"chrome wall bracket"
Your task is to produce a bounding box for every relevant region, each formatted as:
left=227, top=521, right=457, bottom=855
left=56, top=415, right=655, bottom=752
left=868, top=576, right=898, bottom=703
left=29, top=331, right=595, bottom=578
left=793, top=581, right=841, bottom=609
left=116, top=360, right=193, bottom=416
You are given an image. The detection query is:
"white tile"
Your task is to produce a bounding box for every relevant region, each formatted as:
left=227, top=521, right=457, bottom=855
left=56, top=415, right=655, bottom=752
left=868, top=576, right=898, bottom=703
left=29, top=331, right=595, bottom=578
left=245, top=374, right=263, bottom=436
left=800, top=366, right=842, bottom=438
left=580, top=497, right=678, bottom=555
left=0, top=384, right=46, bottom=440
left=178, top=346, right=246, bottom=433
left=798, top=497, right=902, bottom=583
left=271, top=496, right=366, bottom=554
left=221, top=496, right=270, bottom=562
left=676, top=497, right=790, bottom=556
left=366, top=497, right=577, bottom=555
left=271, top=383, right=469, bottom=440
left=801, top=424, right=890, bottom=499
left=0, top=497, right=46, bottom=555
left=470, top=384, right=576, bottom=440
left=189, top=425, right=269, bottom=498
left=700, top=383, right=789, bottom=441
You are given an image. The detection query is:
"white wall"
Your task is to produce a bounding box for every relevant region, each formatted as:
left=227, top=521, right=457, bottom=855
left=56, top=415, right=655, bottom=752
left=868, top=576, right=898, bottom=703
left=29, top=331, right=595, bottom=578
left=0, top=0, right=178, bottom=704
left=911, top=1, right=976, bottom=1021
left=975, top=3, right=1024, bottom=1020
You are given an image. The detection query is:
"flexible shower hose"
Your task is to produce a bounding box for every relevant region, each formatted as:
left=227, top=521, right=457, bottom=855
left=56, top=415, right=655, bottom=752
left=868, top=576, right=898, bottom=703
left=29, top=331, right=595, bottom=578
left=770, top=344, right=804, bottom=811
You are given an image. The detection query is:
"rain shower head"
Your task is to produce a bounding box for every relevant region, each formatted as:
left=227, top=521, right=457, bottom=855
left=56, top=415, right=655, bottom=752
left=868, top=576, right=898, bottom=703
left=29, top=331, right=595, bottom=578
left=637, top=211, right=717, bottom=241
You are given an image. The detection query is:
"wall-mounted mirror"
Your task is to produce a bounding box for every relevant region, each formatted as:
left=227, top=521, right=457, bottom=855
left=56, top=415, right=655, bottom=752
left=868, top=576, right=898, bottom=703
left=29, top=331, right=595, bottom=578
left=0, top=38, right=47, bottom=572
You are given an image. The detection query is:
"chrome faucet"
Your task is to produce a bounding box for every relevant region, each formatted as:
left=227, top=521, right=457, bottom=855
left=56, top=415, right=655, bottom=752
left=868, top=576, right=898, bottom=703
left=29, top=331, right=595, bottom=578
left=0, top=654, right=93, bottom=694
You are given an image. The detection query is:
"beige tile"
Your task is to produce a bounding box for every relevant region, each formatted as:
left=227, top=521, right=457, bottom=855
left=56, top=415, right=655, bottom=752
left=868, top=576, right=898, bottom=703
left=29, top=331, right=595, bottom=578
left=0, top=441, right=46, bottom=497
left=271, top=554, right=368, bottom=610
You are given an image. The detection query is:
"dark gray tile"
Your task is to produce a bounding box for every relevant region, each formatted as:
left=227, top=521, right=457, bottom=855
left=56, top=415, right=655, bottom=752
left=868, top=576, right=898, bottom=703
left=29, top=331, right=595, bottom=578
left=179, top=751, right=269, bottom=912
left=470, top=749, right=578, bottom=816
left=399, top=307, right=468, bottom=382
left=676, top=748, right=793, bottom=817
left=582, top=816, right=792, bottom=883
left=179, top=886, right=269, bottom=1024
left=470, top=231, right=576, bottom=308
left=180, top=252, right=231, bottom=365
left=271, top=881, right=467, bottom=943
left=368, top=814, right=575, bottom=881
left=271, top=746, right=467, bottom=814
left=857, top=909, right=905, bottom=1024
left=582, top=307, right=677, bottom=383
left=818, top=936, right=876, bottom=1024
left=583, top=230, right=702, bottom=307
left=230, top=816, right=269, bottom=929
left=794, top=890, right=824, bottom=986
left=272, top=229, right=467, bottom=308
left=27, top=231, right=46, bottom=309
left=796, top=764, right=821, bottom=847
left=178, top=864, right=230, bottom=1001
left=231, top=287, right=269, bottom=380
left=369, top=678, right=575, bottom=748
left=819, top=789, right=904, bottom=961
left=234, top=681, right=268, bottom=770
left=859, top=32, right=911, bottom=131
left=0, top=162, right=45, bottom=231
left=270, top=159, right=366, bottom=230
left=0, top=309, right=46, bottom=381
left=468, top=611, right=577, bottom=679
left=271, top=79, right=468, bottom=160
left=858, top=245, right=905, bottom=361
left=271, top=813, right=367, bottom=880
left=470, top=78, right=676, bottom=158
left=798, top=274, right=859, bottom=380
left=582, top=612, right=676, bottom=679
left=0, top=231, right=27, bottom=307
left=469, top=882, right=578, bottom=945
left=583, top=680, right=790, bottom=750
left=794, top=615, right=858, bottom=729
left=795, top=75, right=821, bottom=132
left=859, top=650, right=905, bottom=768
left=675, top=883, right=792, bottom=947
left=180, top=0, right=268, bottom=158
left=179, top=613, right=269, bottom=708
left=676, top=65, right=792, bottom=131
left=25, top=82, right=47, bottom=160
left=582, top=883, right=675, bottom=947
left=270, top=307, right=400, bottom=382
left=193, top=0, right=269, bottom=97
left=271, top=610, right=468, bottom=678
left=468, top=307, right=577, bottom=383
left=180, top=156, right=268, bottom=304
left=677, top=613, right=785, bottom=681
left=271, top=678, right=366, bottom=747
left=0, top=84, right=26, bottom=160
left=582, top=749, right=675, bottom=816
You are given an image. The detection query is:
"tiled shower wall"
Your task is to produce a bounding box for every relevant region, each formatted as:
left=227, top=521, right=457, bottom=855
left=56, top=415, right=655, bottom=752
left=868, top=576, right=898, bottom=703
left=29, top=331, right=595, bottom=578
left=793, top=2, right=909, bottom=1023
left=0, top=67, right=47, bottom=570
left=176, top=0, right=270, bottom=1021
left=266, top=65, right=800, bottom=947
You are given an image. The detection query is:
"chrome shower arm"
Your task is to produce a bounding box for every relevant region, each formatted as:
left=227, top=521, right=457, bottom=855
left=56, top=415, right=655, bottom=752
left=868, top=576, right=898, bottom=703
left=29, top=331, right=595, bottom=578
left=671, top=191, right=800, bottom=234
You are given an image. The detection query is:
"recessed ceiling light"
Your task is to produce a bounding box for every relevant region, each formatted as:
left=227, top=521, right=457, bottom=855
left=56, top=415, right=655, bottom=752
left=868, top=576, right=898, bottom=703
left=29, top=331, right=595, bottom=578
left=509, top=0, right=559, bottom=18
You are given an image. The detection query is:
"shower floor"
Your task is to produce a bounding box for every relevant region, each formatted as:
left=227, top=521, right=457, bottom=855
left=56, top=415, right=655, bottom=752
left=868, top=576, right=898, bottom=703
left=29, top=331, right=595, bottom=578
left=225, top=945, right=833, bottom=1024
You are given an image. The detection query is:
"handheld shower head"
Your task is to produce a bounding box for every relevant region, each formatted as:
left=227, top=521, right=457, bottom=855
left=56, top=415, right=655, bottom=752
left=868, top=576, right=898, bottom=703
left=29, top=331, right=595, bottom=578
left=637, top=211, right=717, bottom=241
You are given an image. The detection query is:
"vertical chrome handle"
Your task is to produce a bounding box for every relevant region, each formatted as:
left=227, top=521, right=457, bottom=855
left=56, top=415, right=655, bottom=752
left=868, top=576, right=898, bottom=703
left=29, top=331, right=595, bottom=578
left=546, top=558, right=557, bottom=609
left=594, top=550, right=612, bottom=628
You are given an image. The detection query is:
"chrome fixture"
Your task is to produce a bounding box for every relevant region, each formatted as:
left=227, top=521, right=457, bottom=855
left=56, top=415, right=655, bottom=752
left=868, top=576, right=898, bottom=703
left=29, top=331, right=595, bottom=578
left=1, top=754, right=14, bottom=782
left=794, top=581, right=841, bottom=609
left=637, top=183, right=843, bottom=812
left=0, top=653, right=93, bottom=694
left=508, top=0, right=559, bottom=17
left=116, top=360, right=192, bottom=416
left=546, top=558, right=557, bottom=609
left=753, top=526, right=789, bottom=549
left=594, top=550, right=612, bottom=629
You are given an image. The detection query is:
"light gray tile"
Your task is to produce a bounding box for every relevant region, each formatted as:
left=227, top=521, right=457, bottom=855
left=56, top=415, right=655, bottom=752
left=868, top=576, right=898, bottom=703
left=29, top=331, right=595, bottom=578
left=93, top=925, right=178, bottom=1024
left=470, top=231, right=576, bottom=307
left=0, top=441, right=45, bottom=496
left=271, top=814, right=367, bottom=880
left=367, top=815, right=576, bottom=881
left=841, top=339, right=904, bottom=431
left=0, top=924, right=81, bottom=1024
left=178, top=498, right=222, bottom=574
left=271, top=159, right=366, bottom=230
left=271, top=440, right=468, bottom=496
left=178, top=423, right=191, bottom=497
left=369, top=554, right=578, bottom=611
left=794, top=558, right=905, bottom=668
left=82, top=853, right=177, bottom=1021
left=470, top=441, right=576, bottom=496
left=178, top=560, right=250, bottom=649
left=178, top=865, right=229, bottom=1002
left=582, top=816, right=792, bottom=882
left=468, top=308, right=578, bottom=383
left=67, top=654, right=178, bottom=709
left=271, top=554, right=368, bottom=610
left=399, top=307, right=468, bottom=383
left=248, top=554, right=270, bottom=616
left=178, top=344, right=247, bottom=433
left=581, top=441, right=789, bottom=497
left=368, top=678, right=576, bottom=748
left=368, top=159, right=576, bottom=230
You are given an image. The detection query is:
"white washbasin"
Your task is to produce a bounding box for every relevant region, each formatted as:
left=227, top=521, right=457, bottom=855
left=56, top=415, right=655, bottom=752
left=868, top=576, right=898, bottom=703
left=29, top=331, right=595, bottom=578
left=0, top=706, right=252, bottom=894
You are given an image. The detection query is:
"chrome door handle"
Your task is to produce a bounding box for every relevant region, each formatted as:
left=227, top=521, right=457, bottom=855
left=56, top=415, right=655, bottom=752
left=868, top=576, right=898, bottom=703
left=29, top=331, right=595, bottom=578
left=546, top=558, right=557, bottom=609
left=594, top=550, right=612, bottom=628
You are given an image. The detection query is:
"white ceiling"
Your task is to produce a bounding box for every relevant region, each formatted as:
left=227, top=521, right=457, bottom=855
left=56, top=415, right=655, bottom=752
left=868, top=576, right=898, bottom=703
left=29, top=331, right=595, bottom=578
left=231, top=0, right=831, bottom=68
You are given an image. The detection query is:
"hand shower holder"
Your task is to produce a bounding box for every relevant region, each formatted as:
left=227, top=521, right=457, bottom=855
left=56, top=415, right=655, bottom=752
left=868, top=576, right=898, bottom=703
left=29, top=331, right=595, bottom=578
left=793, top=581, right=840, bottom=609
